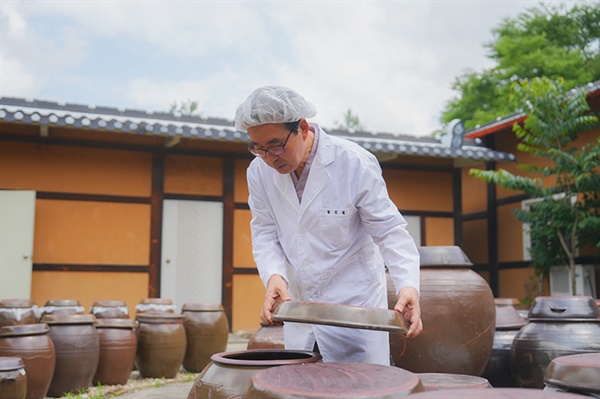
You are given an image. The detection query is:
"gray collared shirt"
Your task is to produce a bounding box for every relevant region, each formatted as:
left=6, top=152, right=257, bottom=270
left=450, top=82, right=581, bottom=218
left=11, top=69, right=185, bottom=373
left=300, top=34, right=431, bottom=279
left=291, top=124, right=319, bottom=203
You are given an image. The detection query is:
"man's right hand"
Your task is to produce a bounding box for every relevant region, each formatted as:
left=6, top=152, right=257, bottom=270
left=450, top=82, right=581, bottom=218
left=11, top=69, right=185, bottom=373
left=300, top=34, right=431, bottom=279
left=261, top=274, right=291, bottom=325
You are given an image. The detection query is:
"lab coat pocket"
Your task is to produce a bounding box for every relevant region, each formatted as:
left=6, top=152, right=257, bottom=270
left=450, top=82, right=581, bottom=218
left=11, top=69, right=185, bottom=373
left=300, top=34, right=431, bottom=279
left=319, top=208, right=352, bottom=247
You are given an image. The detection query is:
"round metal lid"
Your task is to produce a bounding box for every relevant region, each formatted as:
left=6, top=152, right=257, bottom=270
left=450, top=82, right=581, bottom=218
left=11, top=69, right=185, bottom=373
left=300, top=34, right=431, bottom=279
left=528, top=296, right=599, bottom=321
left=272, top=301, right=408, bottom=333
left=0, top=356, right=25, bottom=371
left=544, top=352, right=600, bottom=393
left=0, top=323, right=49, bottom=337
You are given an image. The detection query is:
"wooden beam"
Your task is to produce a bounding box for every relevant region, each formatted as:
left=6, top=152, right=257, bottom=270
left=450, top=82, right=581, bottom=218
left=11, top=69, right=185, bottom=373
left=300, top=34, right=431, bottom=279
left=222, top=159, right=235, bottom=330
left=148, top=152, right=165, bottom=298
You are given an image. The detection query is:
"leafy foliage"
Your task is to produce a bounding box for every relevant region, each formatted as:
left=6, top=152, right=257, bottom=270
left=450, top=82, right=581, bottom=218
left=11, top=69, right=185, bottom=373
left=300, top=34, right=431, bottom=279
left=470, top=77, right=600, bottom=294
left=442, top=2, right=600, bottom=129
left=170, top=99, right=202, bottom=117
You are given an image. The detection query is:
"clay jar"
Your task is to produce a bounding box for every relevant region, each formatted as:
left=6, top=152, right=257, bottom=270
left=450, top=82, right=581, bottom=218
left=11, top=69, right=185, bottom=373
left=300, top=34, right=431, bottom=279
left=247, top=322, right=284, bottom=350
left=0, top=300, right=39, bottom=327
left=0, top=357, right=27, bottom=399
left=43, top=313, right=100, bottom=397
left=181, top=303, right=229, bottom=373
left=511, top=295, right=600, bottom=388
left=135, top=298, right=176, bottom=315
left=244, top=362, right=424, bottom=399
left=0, top=323, right=55, bottom=399
left=93, top=318, right=137, bottom=386
left=135, top=313, right=186, bottom=378
left=187, top=349, right=322, bottom=399
left=388, top=246, right=495, bottom=376
left=482, top=303, right=526, bottom=387
left=90, top=300, right=129, bottom=319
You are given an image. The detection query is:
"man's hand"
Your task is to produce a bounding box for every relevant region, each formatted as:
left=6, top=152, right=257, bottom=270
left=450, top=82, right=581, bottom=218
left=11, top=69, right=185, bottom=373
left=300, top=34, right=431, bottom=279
left=260, top=274, right=291, bottom=325
left=394, top=286, right=423, bottom=338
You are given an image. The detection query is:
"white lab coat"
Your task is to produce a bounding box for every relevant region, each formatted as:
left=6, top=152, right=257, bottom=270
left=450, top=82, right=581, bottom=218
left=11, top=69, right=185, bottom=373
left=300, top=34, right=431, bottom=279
left=247, top=124, right=420, bottom=365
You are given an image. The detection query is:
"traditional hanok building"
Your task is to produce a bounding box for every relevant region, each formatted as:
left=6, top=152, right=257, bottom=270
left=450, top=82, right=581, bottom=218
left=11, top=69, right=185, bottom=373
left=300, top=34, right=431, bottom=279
left=0, top=84, right=597, bottom=331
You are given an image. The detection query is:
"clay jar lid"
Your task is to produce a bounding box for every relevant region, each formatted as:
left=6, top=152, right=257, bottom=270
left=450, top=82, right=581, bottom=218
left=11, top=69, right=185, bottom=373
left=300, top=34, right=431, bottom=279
left=92, top=300, right=126, bottom=307
left=528, top=296, right=599, bottom=321
left=0, top=299, right=36, bottom=308
left=42, top=313, right=96, bottom=325
left=544, top=352, right=600, bottom=393
left=495, top=306, right=526, bottom=330
left=418, top=246, right=473, bottom=268
left=0, top=323, right=49, bottom=337
left=416, top=373, right=491, bottom=391
left=139, top=298, right=173, bottom=305
left=95, top=318, right=136, bottom=329
left=136, top=313, right=185, bottom=324
left=44, top=299, right=81, bottom=307
left=272, top=301, right=408, bottom=333
left=0, top=356, right=25, bottom=371
left=408, top=387, right=588, bottom=398
left=181, top=303, right=224, bottom=312
left=244, top=362, right=423, bottom=398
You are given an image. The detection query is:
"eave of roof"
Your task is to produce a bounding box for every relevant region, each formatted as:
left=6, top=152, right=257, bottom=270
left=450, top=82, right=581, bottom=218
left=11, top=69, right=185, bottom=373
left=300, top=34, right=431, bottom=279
left=465, top=80, right=600, bottom=139
left=0, top=96, right=515, bottom=163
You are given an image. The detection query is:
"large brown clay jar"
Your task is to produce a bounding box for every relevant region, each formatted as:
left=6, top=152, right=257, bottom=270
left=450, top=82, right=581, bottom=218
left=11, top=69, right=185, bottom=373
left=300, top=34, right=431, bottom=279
left=388, top=246, right=495, bottom=376
left=90, top=300, right=129, bottom=319
left=187, top=349, right=322, bottom=399
left=181, top=303, right=229, bottom=373
left=135, top=313, right=186, bottom=378
left=511, top=295, right=600, bottom=388
left=482, top=303, right=526, bottom=387
left=0, top=357, right=27, bottom=399
left=43, top=314, right=99, bottom=397
left=0, top=300, right=39, bottom=327
left=247, top=322, right=284, bottom=350
left=0, top=323, right=55, bottom=399
left=93, top=318, right=137, bottom=386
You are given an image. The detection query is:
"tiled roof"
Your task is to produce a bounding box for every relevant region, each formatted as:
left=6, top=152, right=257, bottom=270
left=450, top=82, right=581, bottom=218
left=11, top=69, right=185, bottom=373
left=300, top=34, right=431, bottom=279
left=0, top=96, right=515, bottom=163
left=465, top=80, right=600, bottom=139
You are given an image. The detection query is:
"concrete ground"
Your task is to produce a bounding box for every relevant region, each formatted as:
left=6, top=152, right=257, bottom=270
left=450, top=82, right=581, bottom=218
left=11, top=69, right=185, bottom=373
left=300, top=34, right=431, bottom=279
left=116, top=333, right=249, bottom=399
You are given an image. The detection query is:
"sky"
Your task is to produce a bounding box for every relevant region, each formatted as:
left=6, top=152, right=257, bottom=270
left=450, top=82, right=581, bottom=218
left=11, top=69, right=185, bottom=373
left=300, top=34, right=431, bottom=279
left=1, top=0, right=550, bottom=137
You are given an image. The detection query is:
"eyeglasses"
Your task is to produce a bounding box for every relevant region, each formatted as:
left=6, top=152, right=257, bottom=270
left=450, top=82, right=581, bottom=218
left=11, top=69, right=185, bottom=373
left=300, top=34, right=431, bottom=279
left=248, top=129, right=295, bottom=157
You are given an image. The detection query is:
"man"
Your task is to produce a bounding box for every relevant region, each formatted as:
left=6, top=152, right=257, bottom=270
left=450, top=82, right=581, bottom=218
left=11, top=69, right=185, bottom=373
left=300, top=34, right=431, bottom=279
left=235, top=86, right=422, bottom=365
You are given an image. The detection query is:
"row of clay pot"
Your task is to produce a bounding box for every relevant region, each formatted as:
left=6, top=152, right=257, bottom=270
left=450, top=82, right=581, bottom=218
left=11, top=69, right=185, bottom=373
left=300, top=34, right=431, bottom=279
left=0, top=297, right=180, bottom=327
left=0, top=302, right=229, bottom=398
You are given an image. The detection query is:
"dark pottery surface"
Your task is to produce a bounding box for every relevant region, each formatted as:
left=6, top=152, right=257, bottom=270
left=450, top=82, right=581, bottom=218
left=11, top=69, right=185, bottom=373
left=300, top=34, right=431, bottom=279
left=408, top=387, right=591, bottom=398
left=417, top=373, right=492, bottom=391
left=511, top=296, right=600, bottom=388
left=0, top=323, right=55, bottom=399
left=247, top=323, right=284, bottom=350
left=244, top=362, right=424, bottom=398
left=186, top=349, right=322, bottom=399
left=181, top=303, right=229, bottom=373
left=388, top=246, right=495, bottom=376
left=93, top=318, right=137, bottom=385
left=544, top=352, right=600, bottom=395
left=135, top=313, right=186, bottom=378
left=0, top=356, right=27, bottom=399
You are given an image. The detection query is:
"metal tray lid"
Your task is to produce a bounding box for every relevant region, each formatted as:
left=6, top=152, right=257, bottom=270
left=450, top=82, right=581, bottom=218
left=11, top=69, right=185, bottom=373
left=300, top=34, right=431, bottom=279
left=272, top=301, right=408, bottom=333
left=528, top=296, right=599, bottom=321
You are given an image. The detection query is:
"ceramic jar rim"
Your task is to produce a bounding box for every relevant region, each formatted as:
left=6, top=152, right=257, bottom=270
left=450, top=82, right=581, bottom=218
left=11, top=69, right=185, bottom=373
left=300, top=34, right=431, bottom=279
left=0, top=323, right=49, bottom=337
left=211, top=349, right=322, bottom=367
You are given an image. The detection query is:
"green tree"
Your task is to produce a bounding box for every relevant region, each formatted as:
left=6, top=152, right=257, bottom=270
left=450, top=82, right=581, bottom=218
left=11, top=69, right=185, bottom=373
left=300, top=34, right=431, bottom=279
left=335, top=108, right=364, bottom=131
left=170, top=99, right=202, bottom=117
left=442, top=2, right=600, bottom=129
left=470, top=77, right=600, bottom=295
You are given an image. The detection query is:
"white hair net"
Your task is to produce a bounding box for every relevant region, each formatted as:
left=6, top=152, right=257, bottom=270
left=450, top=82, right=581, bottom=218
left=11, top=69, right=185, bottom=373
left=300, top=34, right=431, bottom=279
left=234, top=86, right=317, bottom=131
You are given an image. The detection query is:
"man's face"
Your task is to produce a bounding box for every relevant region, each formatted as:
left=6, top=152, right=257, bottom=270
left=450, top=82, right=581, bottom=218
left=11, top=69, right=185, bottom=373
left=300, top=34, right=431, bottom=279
left=247, top=123, right=304, bottom=174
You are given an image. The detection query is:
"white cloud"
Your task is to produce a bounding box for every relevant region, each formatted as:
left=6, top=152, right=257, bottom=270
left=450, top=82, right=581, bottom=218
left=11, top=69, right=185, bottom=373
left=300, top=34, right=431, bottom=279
left=1, top=0, right=541, bottom=136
